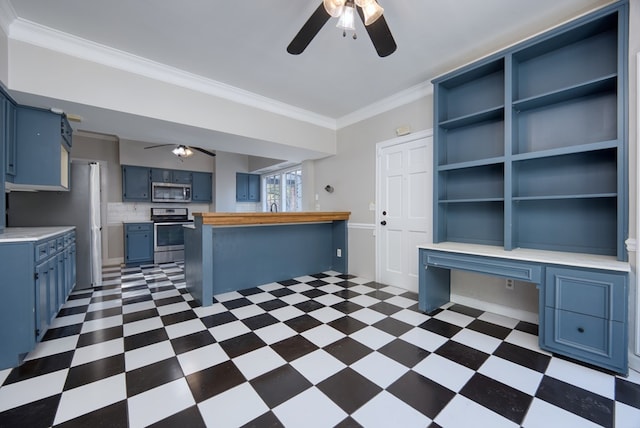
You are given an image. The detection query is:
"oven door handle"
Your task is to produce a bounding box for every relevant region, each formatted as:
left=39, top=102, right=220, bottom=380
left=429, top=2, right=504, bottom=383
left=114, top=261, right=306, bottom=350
left=153, top=221, right=193, bottom=226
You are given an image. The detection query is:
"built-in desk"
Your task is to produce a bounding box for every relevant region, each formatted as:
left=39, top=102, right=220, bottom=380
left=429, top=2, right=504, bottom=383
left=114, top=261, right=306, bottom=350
left=418, top=243, right=630, bottom=375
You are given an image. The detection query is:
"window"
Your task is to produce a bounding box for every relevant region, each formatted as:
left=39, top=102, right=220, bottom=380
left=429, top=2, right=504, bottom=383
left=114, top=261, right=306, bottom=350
left=263, top=166, right=302, bottom=212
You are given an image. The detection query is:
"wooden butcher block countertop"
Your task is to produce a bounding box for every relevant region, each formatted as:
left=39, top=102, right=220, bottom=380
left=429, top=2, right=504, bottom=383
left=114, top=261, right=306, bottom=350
left=193, top=212, right=351, bottom=226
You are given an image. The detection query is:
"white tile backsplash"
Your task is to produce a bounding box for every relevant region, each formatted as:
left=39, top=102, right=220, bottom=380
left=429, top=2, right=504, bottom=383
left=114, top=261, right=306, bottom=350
left=107, top=203, right=212, bottom=225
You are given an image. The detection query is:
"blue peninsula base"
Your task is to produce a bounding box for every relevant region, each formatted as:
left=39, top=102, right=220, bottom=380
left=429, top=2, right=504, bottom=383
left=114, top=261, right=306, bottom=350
left=185, top=212, right=350, bottom=307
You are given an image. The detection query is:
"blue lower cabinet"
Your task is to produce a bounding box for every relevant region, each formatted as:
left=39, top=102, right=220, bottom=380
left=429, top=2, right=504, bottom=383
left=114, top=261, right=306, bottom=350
left=541, top=266, right=628, bottom=374
left=0, top=229, right=77, bottom=369
left=35, top=261, right=49, bottom=342
left=124, top=223, right=154, bottom=265
left=419, top=247, right=629, bottom=375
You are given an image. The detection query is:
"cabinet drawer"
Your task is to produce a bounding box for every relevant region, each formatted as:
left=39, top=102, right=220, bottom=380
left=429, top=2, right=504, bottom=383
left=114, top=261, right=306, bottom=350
left=47, top=240, right=57, bottom=254
left=56, top=236, right=64, bottom=251
left=125, top=223, right=152, bottom=232
left=545, top=267, right=626, bottom=322
left=423, top=251, right=541, bottom=282
left=543, top=307, right=626, bottom=372
left=35, top=241, right=50, bottom=261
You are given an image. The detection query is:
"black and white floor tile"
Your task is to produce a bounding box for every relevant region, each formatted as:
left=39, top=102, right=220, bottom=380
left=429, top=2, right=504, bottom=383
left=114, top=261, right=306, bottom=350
left=1, top=262, right=639, bottom=427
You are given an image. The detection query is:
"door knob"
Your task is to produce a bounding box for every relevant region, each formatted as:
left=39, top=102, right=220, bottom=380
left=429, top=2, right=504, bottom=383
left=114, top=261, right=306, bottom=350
left=380, top=220, right=387, bottom=226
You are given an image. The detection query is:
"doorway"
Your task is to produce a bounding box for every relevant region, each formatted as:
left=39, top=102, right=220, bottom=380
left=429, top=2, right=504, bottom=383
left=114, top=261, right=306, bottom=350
left=376, top=130, right=433, bottom=292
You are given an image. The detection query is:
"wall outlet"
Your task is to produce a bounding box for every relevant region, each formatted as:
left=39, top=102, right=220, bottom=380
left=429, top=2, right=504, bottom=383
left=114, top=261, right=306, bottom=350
left=505, top=279, right=514, bottom=290
left=336, top=248, right=342, bottom=257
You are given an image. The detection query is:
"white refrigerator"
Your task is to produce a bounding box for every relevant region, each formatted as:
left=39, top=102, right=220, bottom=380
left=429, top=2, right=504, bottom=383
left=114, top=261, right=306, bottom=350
left=7, top=161, right=102, bottom=289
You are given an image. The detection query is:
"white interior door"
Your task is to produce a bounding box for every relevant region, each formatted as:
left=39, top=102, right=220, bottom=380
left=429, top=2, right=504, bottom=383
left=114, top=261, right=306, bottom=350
left=377, top=132, right=432, bottom=292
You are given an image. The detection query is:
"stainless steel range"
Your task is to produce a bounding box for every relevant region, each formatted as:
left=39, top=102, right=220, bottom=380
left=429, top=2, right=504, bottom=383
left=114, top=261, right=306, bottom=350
left=150, top=207, right=192, bottom=264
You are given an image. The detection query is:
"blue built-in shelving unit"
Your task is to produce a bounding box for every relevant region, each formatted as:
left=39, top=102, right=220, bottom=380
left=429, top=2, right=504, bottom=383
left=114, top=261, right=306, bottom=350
left=432, top=1, right=628, bottom=261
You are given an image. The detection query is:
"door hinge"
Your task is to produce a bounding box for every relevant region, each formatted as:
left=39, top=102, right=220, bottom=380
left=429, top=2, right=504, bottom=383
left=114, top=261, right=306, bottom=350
left=35, top=329, right=40, bottom=338
left=34, top=272, right=39, bottom=280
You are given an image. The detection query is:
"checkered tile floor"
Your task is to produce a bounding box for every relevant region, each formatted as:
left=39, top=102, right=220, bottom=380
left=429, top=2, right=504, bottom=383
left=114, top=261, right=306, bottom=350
left=1, top=263, right=639, bottom=427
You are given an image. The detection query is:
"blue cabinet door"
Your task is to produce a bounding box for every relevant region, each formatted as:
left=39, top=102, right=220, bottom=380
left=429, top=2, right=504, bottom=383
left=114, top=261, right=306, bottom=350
left=151, top=168, right=192, bottom=184
left=172, top=170, right=192, bottom=184
left=47, top=256, right=58, bottom=323
left=236, top=173, right=260, bottom=202
left=125, top=223, right=154, bottom=265
left=151, top=168, right=172, bottom=183
left=541, top=266, right=628, bottom=374
left=248, top=174, right=260, bottom=202
left=192, top=171, right=212, bottom=202
left=122, top=165, right=151, bottom=201
left=14, top=106, right=71, bottom=189
left=35, top=261, right=49, bottom=342
left=236, top=173, right=248, bottom=201
left=4, top=97, right=16, bottom=179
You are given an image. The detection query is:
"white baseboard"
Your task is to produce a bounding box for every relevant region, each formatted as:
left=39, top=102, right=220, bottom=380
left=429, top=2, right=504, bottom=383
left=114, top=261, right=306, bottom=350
left=450, top=293, right=539, bottom=324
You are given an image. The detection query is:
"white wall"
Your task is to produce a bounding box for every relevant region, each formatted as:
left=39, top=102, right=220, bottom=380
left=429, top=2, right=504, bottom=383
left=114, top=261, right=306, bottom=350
left=119, top=139, right=215, bottom=173
left=215, top=151, right=248, bottom=212
left=0, top=23, right=7, bottom=86
left=314, top=97, right=433, bottom=279
left=7, top=40, right=337, bottom=160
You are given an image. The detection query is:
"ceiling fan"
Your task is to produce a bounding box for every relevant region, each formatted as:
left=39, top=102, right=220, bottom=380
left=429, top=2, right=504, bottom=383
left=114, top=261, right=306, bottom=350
left=144, top=144, right=216, bottom=159
left=287, top=0, right=396, bottom=57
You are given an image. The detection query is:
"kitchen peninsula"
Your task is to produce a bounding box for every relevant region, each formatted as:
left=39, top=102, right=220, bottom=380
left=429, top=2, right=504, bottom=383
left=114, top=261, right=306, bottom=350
left=184, top=212, right=350, bottom=306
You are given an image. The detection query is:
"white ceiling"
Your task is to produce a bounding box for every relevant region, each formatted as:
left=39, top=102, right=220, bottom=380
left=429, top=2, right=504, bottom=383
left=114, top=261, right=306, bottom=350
left=3, top=0, right=613, bottom=160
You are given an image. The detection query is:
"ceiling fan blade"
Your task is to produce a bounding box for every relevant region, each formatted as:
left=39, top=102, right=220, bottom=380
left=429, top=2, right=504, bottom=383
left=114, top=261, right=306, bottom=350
left=144, top=144, right=172, bottom=149
left=191, top=146, right=216, bottom=157
left=357, top=7, right=397, bottom=57
left=287, top=3, right=330, bottom=55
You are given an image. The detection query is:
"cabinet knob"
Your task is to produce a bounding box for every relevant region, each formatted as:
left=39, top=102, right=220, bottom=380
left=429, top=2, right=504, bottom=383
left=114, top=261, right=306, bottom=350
left=577, top=327, right=585, bottom=333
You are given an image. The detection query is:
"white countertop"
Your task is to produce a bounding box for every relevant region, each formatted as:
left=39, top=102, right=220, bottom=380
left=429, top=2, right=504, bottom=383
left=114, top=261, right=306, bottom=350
left=0, top=226, right=76, bottom=243
left=418, top=242, right=631, bottom=272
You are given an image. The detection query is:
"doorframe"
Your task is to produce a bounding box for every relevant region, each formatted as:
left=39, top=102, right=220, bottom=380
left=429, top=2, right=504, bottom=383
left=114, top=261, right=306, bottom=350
left=375, top=128, right=433, bottom=286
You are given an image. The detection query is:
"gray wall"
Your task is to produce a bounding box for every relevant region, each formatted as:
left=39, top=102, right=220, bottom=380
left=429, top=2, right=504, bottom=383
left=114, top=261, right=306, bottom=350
left=70, top=132, right=122, bottom=264
left=314, top=97, right=433, bottom=280
left=314, top=2, right=640, bottom=324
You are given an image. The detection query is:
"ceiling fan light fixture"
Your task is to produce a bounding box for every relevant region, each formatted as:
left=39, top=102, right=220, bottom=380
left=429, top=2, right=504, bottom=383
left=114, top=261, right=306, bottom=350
left=358, top=0, right=384, bottom=25
left=336, top=1, right=356, bottom=32
left=172, top=145, right=193, bottom=158
left=323, top=0, right=346, bottom=17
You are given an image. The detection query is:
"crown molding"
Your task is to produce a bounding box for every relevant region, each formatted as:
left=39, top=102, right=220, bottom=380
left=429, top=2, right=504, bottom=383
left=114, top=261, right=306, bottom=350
left=7, top=14, right=436, bottom=133
left=9, top=18, right=338, bottom=130
left=336, top=81, right=433, bottom=129
left=0, top=0, right=17, bottom=35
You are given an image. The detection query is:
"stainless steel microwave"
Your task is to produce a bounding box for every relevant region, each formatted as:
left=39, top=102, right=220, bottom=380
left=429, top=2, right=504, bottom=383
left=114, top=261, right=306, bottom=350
left=151, top=182, right=192, bottom=203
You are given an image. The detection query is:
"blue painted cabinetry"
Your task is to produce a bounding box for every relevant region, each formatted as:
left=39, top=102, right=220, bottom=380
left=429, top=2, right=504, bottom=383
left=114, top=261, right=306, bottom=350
left=122, top=165, right=212, bottom=202
left=418, top=245, right=629, bottom=374
left=542, top=267, right=627, bottom=373
left=192, top=171, right=213, bottom=202
left=4, top=96, right=16, bottom=179
left=151, top=168, right=192, bottom=184
left=124, top=222, right=154, bottom=265
left=11, top=106, right=72, bottom=190
left=236, top=173, right=260, bottom=202
left=0, top=228, right=77, bottom=369
left=432, top=2, right=628, bottom=261
left=122, top=165, right=151, bottom=201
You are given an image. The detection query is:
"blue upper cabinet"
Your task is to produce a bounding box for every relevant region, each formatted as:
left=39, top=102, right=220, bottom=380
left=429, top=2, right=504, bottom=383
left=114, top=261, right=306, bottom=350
left=236, top=172, right=260, bottom=202
left=151, top=168, right=192, bottom=184
left=4, top=97, right=16, bottom=180
left=9, top=106, right=72, bottom=191
left=432, top=1, right=628, bottom=261
left=192, top=171, right=213, bottom=202
left=122, top=165, right=151, bottom=202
